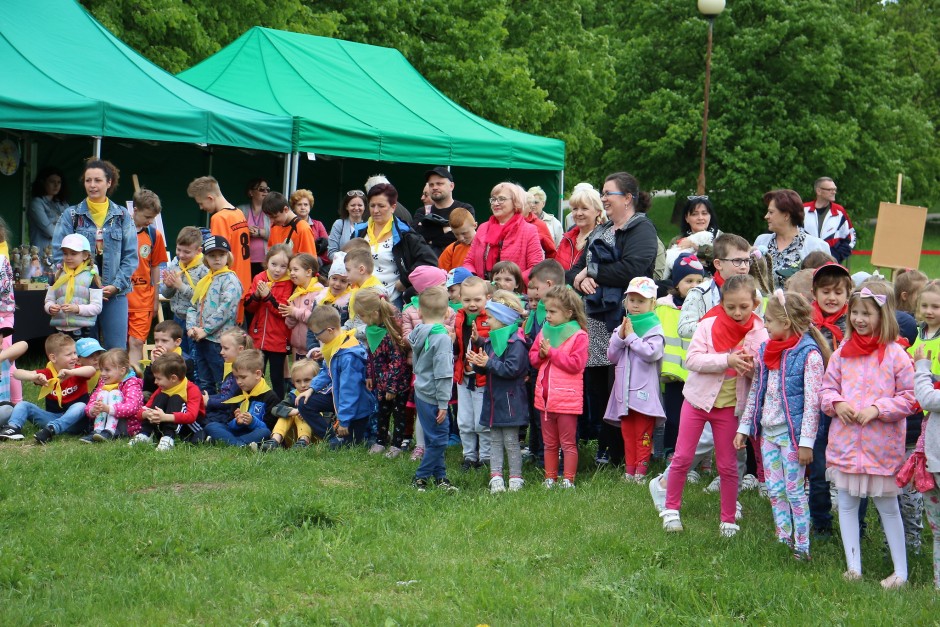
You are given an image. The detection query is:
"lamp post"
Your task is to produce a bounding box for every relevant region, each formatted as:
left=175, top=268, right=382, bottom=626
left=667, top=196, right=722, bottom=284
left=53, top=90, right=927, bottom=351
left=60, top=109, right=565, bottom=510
left=696, top=0, right=725, bottom=195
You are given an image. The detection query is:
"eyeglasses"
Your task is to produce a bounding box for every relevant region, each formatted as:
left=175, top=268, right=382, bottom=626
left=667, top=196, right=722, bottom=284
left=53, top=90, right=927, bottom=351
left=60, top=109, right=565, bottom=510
left=526, top=200, right=540, bottom=205
left=312, top=327, right=333, bottom=337
left=601, top=191, right=625, bottom=198
left=719, top=258, right=752, bottom=268
left=489, top=196, right=511, bottom=205
left=346, top=190, right=365, bottom=197
left=687, top=194, right=709, bottom=201
left=254, top=187, right=271, bottom=193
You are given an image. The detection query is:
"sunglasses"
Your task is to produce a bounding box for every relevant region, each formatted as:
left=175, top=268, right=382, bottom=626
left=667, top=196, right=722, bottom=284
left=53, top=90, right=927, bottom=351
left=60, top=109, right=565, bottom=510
left=346, top=190, right=365, bottom=197
left=687, top=194, right=709, bottom=201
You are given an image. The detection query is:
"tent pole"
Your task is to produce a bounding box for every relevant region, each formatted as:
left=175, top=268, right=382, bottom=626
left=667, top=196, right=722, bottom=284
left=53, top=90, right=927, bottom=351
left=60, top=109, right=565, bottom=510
left=557, top=170, right=564, bottom=221
left=282, top=153, right=292, bottom=195
left=93, top=136, right=102, bottom=158
left=290, top=151, right=300, bottom=192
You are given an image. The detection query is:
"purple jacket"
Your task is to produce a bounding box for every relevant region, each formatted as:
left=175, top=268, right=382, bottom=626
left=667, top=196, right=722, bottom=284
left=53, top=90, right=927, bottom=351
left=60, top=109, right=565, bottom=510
left=604, top=326, right=667, bottom=424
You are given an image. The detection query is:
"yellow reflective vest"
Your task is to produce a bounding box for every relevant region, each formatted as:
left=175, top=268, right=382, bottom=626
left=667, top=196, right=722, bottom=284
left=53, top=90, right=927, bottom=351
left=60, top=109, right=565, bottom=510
left=909, top=330, right=940, bottom=377
left=656, top=304, right=690, bottom=382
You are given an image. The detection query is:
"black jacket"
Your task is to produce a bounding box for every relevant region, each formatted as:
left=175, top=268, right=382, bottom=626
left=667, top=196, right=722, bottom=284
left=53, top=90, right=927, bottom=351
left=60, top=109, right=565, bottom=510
left=566, top=213, right=658, bottom=289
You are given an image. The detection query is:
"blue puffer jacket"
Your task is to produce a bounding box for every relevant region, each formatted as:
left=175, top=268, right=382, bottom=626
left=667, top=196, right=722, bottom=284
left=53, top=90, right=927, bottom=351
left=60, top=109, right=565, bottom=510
left=329, top=344, right=376, bottom=427
left=744, top=333, right=821, bottom=445
left=476, top=333, right=529, bottom=428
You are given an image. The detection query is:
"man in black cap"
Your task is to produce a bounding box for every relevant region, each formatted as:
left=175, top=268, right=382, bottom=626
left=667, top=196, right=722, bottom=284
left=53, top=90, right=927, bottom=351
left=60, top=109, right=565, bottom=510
left=415, top=166, right=475, bottom=255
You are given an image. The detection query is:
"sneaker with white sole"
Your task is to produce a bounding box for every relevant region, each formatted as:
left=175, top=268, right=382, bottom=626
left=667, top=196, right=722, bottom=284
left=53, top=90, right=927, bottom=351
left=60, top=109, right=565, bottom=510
left=489, top=476, right=506, bottom=494
left=508, top=477, right=524, bottom=492
left=736, top=501, right=743, bottom=521
left=705, top=475, right=721, bottom=493
left=156, top=436, right=175, bottom=451
left=758, top=482, right=769, bottom=499
left=740, top=473, right=759, bottom=491
left=128, top=433, right=153, bottom=447
left=661, top=509, right=683, bottom=532
left=719, top=522, right=740, bottom=537
left=410, top=446, right=425, bottom=462
left=634, top=473, right=647, bottom=484
left=559, top=478, right=575, bottom=489
left=368, top=443, right=386, bottom=455
left=0, top=425, right=24, bottom=441
left=686, top=470, right=701, bottom=484
left=649, top=474, right=667, bottom=512
left=543, top=478, right=556, bottom=489
left=623, top=472, right=637, bottom=484
left=385, top=446, right=403, bottom=459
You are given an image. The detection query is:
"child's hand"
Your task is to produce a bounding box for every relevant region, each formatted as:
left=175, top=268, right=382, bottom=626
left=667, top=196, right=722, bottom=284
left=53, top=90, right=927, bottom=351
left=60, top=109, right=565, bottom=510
left=308, top=348, right=323, bottom=361
left=48, top=304, right=61, bottom=314
left=336, top=425, right=349, bottom=437
left=470, top=324, right=479, bottom=343
left=190, top=328, right=207, bottom=341
left=539, top=338, right=550, bottom=359
left=733, top=433, right=747, bottom=450
left=278, top=303, right=292, bottom=317
left=34, top=372, right=48, bottom=386
left=914, top=345, right=931, bottom=362
left=296, top=388, right=313, bottom=403
left=365, top=378, right=373, bottom=391
left=163, top=271, right=182, bottom=288
left=91, top=400, right=106, bottom=415
left=727, top=350, right=754, bottom=376
left=467, top=349, right=488, bottom=368
left=798, top=446, right=813, bottom=465
left=57, top=368, right=71, bottom=379
left=151, top=345, right=165, bottom=359
left=436, top=409, right=447, bottom=424
left=235, top=411, right=251, bottom=426
left=856, top=405, right=880, bottom=425
left=833, top=401, right=856, bottom=425
left=385, top=392, right=396, bottom=401
left=619, top=316, right=633, bottom=339
left=148, top=408, right=167, bottom=423
left=256, top=282, right=270, bottom=298
left=288, top=408, right=299, bottom=418
left=202, top=391, right=209, bottom=406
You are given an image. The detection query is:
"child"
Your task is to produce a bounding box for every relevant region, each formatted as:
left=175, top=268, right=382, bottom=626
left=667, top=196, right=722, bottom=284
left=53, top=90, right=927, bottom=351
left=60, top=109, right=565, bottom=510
left=491, top=261, right=527, bottom=305
left=203, top=350, right=279, bottom=447
left=161, top=226, right=208, bottom=361
left=446, top=267, right=473, bottom=311
left=454, top=275, right=491, bottom=470
left=82, top=348, right=144, bottom=442
left=244, top=244, right=293, bottom=399
left=819, top=287, right=915, bottom=588
left=529, top=284, right=588, bottom=488
left=678, top=233, right=753, bottom=339
left=912, top=344, right=940, bottom=588
left=186, top=235, right=243, bottom=394
left=127, top=189, right=169, bottom=364
left=203, top=327, right=254, bottom=425
left=263, top=192, right=316, bottom=257
left=260, top=359, right=317, bottom=451
left=408, top=286, right=458, bottom=491
left=658, top=274, right=768, bottom=537
left=438, top=207, right=476, bottom=272
left=895, top=268, right=927, bottom=316
left=606, top=277, right=667, bottom=483
left=281, top=253, right=322, bottom=359
left=44, top=234, right=102, bottom=339
left=130, top=353, right=205, bottom=450
left=467, top=291, right=529, bottom=493
left=0, top=250, right=20, bottom=406
left=2, top=333, right=96, bottom=443
left=401, top=266, right=457, bottom=336
left=76, top=337, right=106, bottom=391
left=344, top=247, right=383, bottom=324
left=316, top=251, right=352, bottom=323
left=734, top=291, right=829, bottom=560
left=912, top=279, right=940, bottom=375
left=656, top=253, right=706, bottom=459
left=142, top=320, right=197, bottom=397
left=355, top=289, right=413, bottom=457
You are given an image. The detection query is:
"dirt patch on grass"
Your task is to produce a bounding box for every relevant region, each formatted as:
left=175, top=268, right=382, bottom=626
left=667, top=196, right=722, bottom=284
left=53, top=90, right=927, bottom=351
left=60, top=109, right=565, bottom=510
left=318, top=476, right=355, bottom=488
left=135, top=481, right=232, bottom=494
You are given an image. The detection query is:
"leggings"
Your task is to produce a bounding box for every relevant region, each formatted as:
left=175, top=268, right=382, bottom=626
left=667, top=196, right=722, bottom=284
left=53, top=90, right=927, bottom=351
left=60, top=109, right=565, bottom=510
left=761, top=429, right=809, bottom=553
left=375, top=394, right=408, bottom=447
left=923, top=484, right=940, bottom=589
left=621, top=410, right=655, bottom=476
left=838, top=491, right=907, bottom=580
left=490, top=426, right=522, bottom=479
left=262, top=351, right=287, bottom=400
left=542, top=412, right=578, bottom=482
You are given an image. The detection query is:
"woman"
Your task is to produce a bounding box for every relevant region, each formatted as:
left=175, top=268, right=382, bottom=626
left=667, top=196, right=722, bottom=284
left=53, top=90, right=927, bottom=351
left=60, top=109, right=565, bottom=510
left=352, top=183, right=437, bottom=307
left=290, top=189, right=329, bottom=266
left=522, top=190, right=557, bottom=259
left=52, top=159, right=138, bottom=350
left=567, top=171, right=658, bottom=465
left=555, top=183, right=604, bottom=271
left=28, top=167, right=70, bottom=251
left=463, top=182, right=544, bottom=281
left=667, top=195, right=722, bottom=272
left=328, top=190, right=367, bottom=259
left=239, top=178, right=270, bottom=277
left=527, top=186, right=563, bottom=246
left=754, top=189, right=830, bottom=290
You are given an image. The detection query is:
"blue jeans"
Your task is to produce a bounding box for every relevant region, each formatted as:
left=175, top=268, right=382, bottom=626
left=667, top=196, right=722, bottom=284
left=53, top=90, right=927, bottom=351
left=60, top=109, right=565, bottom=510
left=204, top=421, right=270, bottom=446
left=9, top=401, right=88, bottom=435
left=194, top=339, right=224, bottom=394
left=809, top=413, right=833, bottom=530
left=97, top=294, right=128, bottom=350
left=415, top=397, right=449, bottom=480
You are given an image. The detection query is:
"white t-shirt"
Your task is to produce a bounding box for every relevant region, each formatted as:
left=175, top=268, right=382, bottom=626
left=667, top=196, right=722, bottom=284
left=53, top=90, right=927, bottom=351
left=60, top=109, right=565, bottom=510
left=372, top=238, right=400, bottom=303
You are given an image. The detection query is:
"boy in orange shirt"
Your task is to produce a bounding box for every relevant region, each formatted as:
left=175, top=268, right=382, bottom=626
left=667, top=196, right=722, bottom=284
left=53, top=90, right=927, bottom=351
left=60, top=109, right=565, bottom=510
left=263, top=192, right=316, bottom=257
left=186, top=176, right=251, bottom=322
left=127, top=189, right=168, bottom=364
left=438, top=207, right=476, bottom=271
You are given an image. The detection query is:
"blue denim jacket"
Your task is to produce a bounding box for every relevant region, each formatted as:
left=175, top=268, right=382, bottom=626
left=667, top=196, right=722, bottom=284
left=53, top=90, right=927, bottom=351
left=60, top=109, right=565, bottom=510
left=52, top=199, right=139, bottom=296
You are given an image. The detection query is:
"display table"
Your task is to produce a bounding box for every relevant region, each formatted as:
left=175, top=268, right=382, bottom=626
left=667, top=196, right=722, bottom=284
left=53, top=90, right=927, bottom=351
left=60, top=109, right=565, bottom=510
left=12, top=287, right=52, bottom=342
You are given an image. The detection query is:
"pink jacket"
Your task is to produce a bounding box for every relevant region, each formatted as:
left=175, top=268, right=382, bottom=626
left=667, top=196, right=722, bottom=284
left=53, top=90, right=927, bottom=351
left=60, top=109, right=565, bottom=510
left=529, top=330, right=588, bottom=415
left=400, top=303, right=457, bottom=338
left=819, top=342, right=915, bottom=476
left=682, top=316, right=768, bottom=414
left=284, top=288, right=322, bottom=355
left=86, top=375, right=145, bottom=436
left=463, top=218, right=544, bottom=282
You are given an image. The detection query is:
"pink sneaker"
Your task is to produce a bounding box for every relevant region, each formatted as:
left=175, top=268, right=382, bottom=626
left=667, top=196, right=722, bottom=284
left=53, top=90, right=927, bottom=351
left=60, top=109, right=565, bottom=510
left=410, top=446, right=425, bottom=461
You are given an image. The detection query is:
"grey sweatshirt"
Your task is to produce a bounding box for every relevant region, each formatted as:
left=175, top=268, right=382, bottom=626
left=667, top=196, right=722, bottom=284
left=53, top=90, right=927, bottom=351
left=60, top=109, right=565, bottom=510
left=409, top=323, right=454, bottom=409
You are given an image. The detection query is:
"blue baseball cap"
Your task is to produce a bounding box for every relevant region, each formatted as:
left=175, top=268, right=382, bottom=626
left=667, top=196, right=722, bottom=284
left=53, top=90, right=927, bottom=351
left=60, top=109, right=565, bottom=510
left=446, top=267, right=473, bottom=288
left=75, top=337, right=105, bottom=357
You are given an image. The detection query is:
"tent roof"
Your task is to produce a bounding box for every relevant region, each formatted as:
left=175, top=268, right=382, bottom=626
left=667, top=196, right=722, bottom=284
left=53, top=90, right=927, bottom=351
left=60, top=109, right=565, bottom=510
left=178, top=28, right=565, bottom=170
left=0, top=0, right=293, bottom=153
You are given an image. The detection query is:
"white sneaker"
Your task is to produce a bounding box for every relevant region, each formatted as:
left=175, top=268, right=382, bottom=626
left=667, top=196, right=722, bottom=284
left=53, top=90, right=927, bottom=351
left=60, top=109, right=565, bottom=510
left=368, top=443, right=386, bottom=455
left=758, top=482, right=769, bottom=499
left=128, top=433, right=152, bottom=447
left=156, top=436, right=175, bottom=451
left=660, top=509, right=683, bottom=532
left=508, top=477, right=524, bottom=492
left=634, top=473, right=647, bottom=484
left=559, top=478, right=575, bottom=489
left=735, top=501, right=743, bottom=521
left=740, top=473, right=760, bottom=491
left=489, top=476, right=506, bottom=494
left=719, top=522, right=740, bottom=537
left=623, top=472, right=636, bottom=484
left=686, top=470, right=701, bottom=484
left=649, top=474, right=667, bottom=512
left=543, top=478, right=556, bottom=489
left=704, top=475, right=721, bottom=493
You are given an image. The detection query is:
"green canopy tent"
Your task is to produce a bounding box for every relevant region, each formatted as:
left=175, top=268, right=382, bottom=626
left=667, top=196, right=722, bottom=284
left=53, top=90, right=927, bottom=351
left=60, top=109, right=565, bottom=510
left=177, top=27, right=566, bottom=217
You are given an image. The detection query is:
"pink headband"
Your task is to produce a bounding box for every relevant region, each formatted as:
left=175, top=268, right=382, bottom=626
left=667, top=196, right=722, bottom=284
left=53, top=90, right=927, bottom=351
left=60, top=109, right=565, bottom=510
left=774, top=288, right=789, bottom=319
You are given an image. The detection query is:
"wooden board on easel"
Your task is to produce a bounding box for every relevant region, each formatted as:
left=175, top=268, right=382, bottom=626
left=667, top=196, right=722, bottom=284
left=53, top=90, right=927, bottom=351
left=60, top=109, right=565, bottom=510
left=870, top=202, right=928, bottom=271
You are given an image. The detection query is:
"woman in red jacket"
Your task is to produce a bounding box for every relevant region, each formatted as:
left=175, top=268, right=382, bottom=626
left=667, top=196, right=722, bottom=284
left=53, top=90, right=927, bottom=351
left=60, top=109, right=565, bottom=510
left=463, top=182, right=544, bottom=282
left=555, top=183, right=605, bottom=271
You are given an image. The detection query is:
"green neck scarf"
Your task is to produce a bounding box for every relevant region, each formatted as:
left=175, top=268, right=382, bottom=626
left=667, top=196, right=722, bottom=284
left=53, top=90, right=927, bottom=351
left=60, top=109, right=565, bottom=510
left=542, top=320, right=580, bottom=348
left=465, top=311, right=479, bottom=324
left=449, top=301, right=463, bottom=312
left=524, top=300, right=547, bottom=334
left=365, top=325, right=388, bottom=353
left=628, top=311, right=661, bottom=338
left=404, top=295, right=420, bottom=312
left=424, top=323, right=448, bottom=350
left=489, top=322, right=520, bottom=357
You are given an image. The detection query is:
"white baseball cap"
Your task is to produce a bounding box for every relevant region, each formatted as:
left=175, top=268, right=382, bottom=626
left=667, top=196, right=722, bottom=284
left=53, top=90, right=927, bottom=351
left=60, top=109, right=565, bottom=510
left=61, top=234, right=91, bottom=253
left=625, top=276, right=657, bottom=300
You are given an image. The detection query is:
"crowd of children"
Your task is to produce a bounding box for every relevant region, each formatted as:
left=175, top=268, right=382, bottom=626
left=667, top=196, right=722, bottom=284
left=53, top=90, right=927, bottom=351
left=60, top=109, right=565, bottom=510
left=7, top=175, right=940, bottom=592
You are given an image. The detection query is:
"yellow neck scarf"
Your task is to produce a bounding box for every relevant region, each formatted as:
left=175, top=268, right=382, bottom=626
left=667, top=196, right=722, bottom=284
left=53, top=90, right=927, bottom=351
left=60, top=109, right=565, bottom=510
left=162, top=377, right=189, bottom=401
left=38, top=361, right=64, bottom=404
left=366, top=217, right=393, bottom=249
left=321, top=286, right=351, bottom=305
left=87, top=198, right=108, bottom=228
left=288, top=278, right=323, bottom=303
left=191, top=266, right=234, bottom=305
left=52, top=260, right=93, bottom=303
left=266, top=270, right=292, bottom=287
left=223, top=378, right=272, bottom=413
left=101, top=382, right=120, bottom=392
left=179, top=253, right=204, bottom=290
left=349, top=275, right=383, bottom=320
left=321, top=329, right=360, bottom=367
left=172, top=347, right=182, bottom=356
left=223, top=362, right=232, bottom=379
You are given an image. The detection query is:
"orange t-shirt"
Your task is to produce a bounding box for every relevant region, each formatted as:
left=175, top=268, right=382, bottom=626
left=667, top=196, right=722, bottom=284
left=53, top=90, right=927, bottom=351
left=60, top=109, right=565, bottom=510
left=268, top=217, right=316, bottom=257
left=127, top=227, right=168, bottom=311
left=211, top=207, right=251, bottom=323
left=438, top=241, right=470, bottom=271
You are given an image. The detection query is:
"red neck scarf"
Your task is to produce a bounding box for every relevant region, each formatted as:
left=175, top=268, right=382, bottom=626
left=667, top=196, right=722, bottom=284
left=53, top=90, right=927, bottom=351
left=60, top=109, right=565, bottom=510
left=763, top=333, right=801, bottom=370
left=484, top=213, right=522, bottom=246
left=702, top=304, right=757, bottom=353
left=840, top=332, right=887, bottom=363
left=713, top=272, right=725, bottom=289
left=812, top=301, right=846, bottom=347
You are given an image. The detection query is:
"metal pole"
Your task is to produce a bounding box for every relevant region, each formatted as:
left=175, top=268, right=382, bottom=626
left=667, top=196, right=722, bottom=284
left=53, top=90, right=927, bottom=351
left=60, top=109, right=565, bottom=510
left=557, top=170, right=564, bottom=222
left=290, top=151, right=300, bottom=193
left=93, top=136, right=102, bottom=159
left=696, top=17, right=714, bottom=196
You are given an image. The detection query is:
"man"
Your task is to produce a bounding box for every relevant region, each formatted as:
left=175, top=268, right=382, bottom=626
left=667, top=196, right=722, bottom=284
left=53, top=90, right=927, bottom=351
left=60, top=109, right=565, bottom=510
left=415, top=166, right=476, bottom=255
left=803, top=177, right=855, bottom=263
